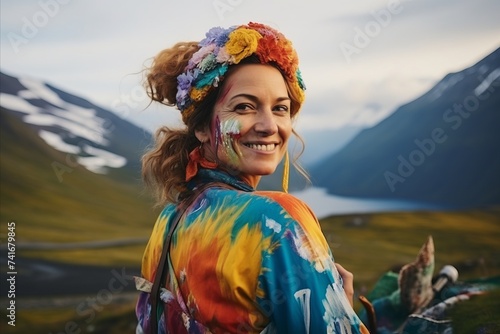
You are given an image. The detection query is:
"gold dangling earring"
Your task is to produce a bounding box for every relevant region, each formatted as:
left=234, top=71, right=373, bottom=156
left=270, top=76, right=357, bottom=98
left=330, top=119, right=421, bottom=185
left=282, top=150, right=290, bottom=193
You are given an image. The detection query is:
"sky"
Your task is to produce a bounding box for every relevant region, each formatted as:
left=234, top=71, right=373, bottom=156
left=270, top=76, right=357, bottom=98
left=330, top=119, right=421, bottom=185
left=1, top=0, right=499, bottom=134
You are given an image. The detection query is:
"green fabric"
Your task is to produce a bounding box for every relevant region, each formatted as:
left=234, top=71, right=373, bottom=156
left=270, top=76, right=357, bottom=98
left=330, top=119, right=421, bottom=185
left=360, top=275, right=500, bottom=334
left=366, top=271, right=399, bottom=301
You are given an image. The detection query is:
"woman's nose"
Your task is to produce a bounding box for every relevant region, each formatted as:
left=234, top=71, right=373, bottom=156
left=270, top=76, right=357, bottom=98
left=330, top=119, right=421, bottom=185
left=254, top=109, right=278, bottom=135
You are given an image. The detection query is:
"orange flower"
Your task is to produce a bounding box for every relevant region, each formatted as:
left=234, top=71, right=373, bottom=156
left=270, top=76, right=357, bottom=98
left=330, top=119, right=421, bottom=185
left=256, top=32, right=298, bottom=79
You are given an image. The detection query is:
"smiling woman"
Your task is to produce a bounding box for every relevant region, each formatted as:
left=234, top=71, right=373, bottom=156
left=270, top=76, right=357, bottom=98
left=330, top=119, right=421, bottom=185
left=195, top=64, right=293, bottom=187
left=135, top=22, right=369, bottom=334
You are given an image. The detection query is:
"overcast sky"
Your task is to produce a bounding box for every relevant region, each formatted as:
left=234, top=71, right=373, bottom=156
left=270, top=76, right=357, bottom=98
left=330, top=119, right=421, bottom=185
left=1, top=0, right=499, bottom=133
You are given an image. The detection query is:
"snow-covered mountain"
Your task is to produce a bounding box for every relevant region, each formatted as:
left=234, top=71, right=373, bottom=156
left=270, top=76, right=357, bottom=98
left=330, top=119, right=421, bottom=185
left=1, top=70, right=160, bottom=249
left=0, top=71, right=151, bottom=181
left=0, top=70, right=368, bottom=193
left=310, top=47, right=500, bottom=207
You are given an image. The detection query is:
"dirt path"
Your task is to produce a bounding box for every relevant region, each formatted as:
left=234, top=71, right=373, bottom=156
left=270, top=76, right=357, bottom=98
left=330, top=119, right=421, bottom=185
left=16, top=237, right=148, bottom=250
left=0, top=256, right=141, bottom=305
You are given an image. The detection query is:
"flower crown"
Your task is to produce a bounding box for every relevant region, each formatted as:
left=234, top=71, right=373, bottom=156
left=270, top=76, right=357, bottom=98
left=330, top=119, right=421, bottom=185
left=176, top=22, right=306, bottom=123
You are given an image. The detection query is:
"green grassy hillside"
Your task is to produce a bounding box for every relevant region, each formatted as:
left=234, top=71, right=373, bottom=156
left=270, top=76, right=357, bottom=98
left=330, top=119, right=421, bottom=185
left=321, top=209, right=500, bottom=288
left=1, top=209, right=499, bottom=334
left=1, top=108, right=160, bottom=265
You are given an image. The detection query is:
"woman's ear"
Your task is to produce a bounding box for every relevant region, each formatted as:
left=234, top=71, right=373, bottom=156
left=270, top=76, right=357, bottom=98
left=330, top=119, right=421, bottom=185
left=195, top=126, right=210, bottom=143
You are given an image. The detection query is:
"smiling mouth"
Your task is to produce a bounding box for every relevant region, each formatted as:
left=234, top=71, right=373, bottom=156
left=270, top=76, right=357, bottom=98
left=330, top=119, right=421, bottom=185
left=244, top=143, right=278, bottom=151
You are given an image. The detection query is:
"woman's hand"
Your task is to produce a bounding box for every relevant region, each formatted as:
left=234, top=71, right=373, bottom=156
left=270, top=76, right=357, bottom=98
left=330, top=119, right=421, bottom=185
left=335, top=263, right=354, bottom=307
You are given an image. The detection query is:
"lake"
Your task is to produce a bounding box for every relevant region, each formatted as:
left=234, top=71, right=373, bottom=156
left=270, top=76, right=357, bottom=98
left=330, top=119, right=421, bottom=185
left=291, top=187, right=443, bottom=219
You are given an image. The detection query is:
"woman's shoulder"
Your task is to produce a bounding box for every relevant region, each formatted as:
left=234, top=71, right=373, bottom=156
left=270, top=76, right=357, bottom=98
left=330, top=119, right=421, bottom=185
left=199, top=186, right=331, bottom=259
left=254, top=190, right=318, bottom=223
left=253, top=190, right=310, bottom=207
left=205, top=187, right=318, bottom=225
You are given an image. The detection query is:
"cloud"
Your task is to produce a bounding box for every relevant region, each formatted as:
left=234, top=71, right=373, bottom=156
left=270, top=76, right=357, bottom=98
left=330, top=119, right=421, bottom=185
left=1, top=0, right=499, bottom=133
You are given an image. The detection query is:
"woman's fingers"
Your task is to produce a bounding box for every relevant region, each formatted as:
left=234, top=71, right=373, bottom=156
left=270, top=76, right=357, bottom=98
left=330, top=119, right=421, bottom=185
left=335, top=263, right=354, bottom=307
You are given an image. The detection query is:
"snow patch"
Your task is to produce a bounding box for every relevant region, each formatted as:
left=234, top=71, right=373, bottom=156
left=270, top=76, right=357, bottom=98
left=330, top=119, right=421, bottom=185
left=19, top=77, right=67, bottom=108
left=474, top=68, right=500, bottom=96
left=24, top=113, right=109, bottom=145
left=39, top=130, right=80, bottom=154
left=18, top=89, right=39, bottom=100
left=78, top=145, right=127, bottom=174
left=0, top=93, right=40, bottom=114
left=0, top=76, right=128, bottom=175
left=429, top=72, right=465, bottom=100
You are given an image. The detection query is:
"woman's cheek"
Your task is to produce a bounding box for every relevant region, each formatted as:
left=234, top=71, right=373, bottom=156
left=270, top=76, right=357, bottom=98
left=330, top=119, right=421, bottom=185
left=215, top=116, right=242, bottom=168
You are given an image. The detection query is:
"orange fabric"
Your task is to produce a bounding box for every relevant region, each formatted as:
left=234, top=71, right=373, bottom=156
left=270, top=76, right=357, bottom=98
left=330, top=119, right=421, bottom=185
left=185, top=146, right=218, bottom=182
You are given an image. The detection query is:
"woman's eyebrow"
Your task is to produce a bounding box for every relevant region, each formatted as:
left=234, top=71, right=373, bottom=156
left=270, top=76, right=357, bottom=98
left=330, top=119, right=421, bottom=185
left=229, top=94, right=290, bottom=103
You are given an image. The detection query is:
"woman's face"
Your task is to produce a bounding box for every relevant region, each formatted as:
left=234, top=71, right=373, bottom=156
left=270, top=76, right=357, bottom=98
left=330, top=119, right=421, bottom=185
left=198, top=64, right=293, bottom=187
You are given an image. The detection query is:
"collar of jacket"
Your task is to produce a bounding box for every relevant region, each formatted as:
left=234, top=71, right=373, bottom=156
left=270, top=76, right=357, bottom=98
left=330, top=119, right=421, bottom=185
left=188, top=168, right=254, bottom=193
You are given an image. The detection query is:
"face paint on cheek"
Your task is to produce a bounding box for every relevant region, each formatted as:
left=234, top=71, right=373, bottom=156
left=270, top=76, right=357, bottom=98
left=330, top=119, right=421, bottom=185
left=213, top=116, right=221, bottom=150
left=218, top=117, right=242, bottom=167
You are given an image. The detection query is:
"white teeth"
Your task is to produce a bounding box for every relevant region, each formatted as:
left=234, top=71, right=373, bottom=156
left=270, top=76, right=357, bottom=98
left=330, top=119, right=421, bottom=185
left=246, top=144, right=276, bottom=151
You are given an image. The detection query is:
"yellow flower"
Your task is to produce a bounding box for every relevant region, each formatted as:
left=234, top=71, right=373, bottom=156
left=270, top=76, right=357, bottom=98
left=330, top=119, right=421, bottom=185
left=190, top=86, right=210, bottom=102
left=293, top=82, right=305, bottom=104
left=182, top=104, right=196, bottom=124
left=225, top=28, right=262, bottom=64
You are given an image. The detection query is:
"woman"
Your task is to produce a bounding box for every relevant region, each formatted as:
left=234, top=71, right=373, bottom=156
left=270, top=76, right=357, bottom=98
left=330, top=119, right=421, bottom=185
left=135, top=22, right=369, bottom=334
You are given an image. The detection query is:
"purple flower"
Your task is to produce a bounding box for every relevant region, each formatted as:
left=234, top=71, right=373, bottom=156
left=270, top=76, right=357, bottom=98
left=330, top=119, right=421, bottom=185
left=177, top=70, right=198, bottom=107
left=176, top=89, right=189, bottom=107
left=214, top=27, right=234, bottom=47
left=177, top=71, right=194, bottom=91
left=199, top=26, right=226, bottom=46
left=199, top=26, right=235, bottom=48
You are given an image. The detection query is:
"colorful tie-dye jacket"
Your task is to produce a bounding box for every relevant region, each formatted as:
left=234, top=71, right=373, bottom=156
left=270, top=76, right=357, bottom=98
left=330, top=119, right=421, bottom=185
left=136, top=169, right=369, bottom=334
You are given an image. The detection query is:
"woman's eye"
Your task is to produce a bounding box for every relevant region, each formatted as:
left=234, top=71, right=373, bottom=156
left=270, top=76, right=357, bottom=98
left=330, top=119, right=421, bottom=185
left=274, top=105, right=289, bottom=113
left=234, top=103, right=253, bottom=112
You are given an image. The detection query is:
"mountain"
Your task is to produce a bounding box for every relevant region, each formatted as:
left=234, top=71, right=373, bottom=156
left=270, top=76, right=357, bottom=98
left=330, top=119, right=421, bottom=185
left=0, top=71, right=159, bottom=244
left=300, top=126, right=364, bottom=168
left=309, top=47, right=500, bottom=208
left=0, top=71, right=152, bottom=184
